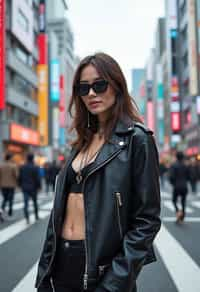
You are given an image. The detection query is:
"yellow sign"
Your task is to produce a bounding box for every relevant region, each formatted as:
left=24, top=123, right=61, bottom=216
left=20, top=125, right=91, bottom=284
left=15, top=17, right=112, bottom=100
left=37, top=64, right=48, bottom=146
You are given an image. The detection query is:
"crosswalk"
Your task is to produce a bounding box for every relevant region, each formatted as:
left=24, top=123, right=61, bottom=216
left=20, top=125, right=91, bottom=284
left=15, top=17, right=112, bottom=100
left=0, top=190, right=200, bottom=292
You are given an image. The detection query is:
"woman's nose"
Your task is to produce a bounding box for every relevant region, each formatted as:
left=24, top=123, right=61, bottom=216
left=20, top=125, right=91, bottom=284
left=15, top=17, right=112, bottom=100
left=88, top=87, right=96, bottom=96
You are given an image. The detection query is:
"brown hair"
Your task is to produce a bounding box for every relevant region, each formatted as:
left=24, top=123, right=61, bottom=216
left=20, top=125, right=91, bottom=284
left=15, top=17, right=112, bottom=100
left=68, top=52, right=143, bottom=150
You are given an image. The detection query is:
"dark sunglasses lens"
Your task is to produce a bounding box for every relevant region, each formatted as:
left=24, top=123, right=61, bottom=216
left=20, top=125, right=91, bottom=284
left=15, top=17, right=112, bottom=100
left=78, top=84, right=90, bottom=96
left=93, top=80, right=108, bottom=94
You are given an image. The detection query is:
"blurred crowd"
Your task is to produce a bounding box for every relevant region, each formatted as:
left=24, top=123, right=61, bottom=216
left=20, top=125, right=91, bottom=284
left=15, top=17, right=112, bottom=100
left=159, top=155, right=200, bottom=194
left=1, top=150, right=199, bottom=225
left=159, top=152, right=200, bottom=223
left=0, top=153, right=65, bottom=224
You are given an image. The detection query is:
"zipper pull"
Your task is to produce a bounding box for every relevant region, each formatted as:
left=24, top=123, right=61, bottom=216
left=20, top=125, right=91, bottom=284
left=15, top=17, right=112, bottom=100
left=115, top=192, right=122, bottom=206
left=83, top=273, right=88, bottom=290
left=99, top=265, right=105, bottom=276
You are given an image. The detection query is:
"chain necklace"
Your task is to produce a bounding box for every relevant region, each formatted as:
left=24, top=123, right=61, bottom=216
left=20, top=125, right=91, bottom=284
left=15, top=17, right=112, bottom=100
left=76, top=147, right=101, bottom=184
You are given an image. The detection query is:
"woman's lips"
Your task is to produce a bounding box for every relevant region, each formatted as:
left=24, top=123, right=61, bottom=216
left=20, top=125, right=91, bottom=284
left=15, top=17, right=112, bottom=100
left=89, top=101, right=102, bottom=108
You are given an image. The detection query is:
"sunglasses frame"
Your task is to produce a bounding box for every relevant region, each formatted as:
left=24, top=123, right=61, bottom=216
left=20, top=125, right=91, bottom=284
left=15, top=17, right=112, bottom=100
left=75, top=79, right=109, bottom=97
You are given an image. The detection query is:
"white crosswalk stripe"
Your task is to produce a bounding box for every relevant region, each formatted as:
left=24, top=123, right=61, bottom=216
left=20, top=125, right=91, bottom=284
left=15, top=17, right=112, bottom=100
left=12, top=263, right=38, bottom=292
left=0, top=201, right=52, bottom=245
left=163, top=200, right=193, bottom=213
left=190, top=201, right=200, bottom=209
left=155, top=224, right=200, bottom=292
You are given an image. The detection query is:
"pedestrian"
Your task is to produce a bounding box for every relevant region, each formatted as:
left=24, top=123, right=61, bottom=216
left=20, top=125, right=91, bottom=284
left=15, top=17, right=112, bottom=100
left=188, top=158, right=198, bottom=195
left=159, top=159, right=168, bottom=189
left=0, top=153, right=18, bottom=218
left=44, top=162, right=52, bottom=194
left=169, top=151, right=189, bottom=223
left=48, top=160, right=61, bottom=191
left=18, top=153, right=41, bottom=224
left=35, top=53, right=161, bottom=292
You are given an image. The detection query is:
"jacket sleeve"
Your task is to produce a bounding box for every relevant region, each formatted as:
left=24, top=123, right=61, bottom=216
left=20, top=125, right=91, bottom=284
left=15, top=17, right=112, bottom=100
left=95, top=131, right=161, bottom=292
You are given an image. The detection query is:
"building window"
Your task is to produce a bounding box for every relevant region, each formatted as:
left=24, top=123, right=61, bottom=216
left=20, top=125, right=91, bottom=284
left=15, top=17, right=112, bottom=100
left=15, top=46, right=29, bottom=64
left=17, top=9, right=29, bottom=33
left=14, top=75, right=36, bottom=99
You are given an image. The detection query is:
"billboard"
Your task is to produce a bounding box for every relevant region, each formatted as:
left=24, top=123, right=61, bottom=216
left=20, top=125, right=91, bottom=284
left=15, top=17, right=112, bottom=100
left=39, top=0, right=46, bottom=33
left=11, top=0, right=33, bottom=52
left=0, top=0, right=5, bottom=110
left=38, top=34, right=48, bottom=65
left=171, top=112, right=181, bottom=132
left=59, top=75, right=66, bottom=127
left=147, top=100, right=155, bottom=132
left=197, top=96, right=200, bottom=114
left=59, top=127, right=65, bottom=146
left=37, top=0, right=48, bottom=146
left=188, top=0, right=198, bottom=96
left=37, top=65, right=48, bottom=146
left=10, top=123, right=39, bottom=146
left=50, top=59, right=60, bottom=102
left=167, top=0, right=178, bottom=29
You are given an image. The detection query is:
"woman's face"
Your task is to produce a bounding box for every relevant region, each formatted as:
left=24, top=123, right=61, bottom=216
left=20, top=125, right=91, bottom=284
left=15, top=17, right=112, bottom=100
left=79, top=64, right=116, bottom=122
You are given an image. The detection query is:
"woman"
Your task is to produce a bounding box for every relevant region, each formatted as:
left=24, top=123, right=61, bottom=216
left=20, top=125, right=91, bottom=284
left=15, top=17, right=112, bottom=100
left=35, top=53, right=161, bottom=292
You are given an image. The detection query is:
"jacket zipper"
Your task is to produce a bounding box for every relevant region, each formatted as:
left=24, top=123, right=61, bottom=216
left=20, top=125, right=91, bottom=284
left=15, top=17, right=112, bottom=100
left=115, top=192, right=123, bottom=239
left=82, top=148, right=123, bottom=290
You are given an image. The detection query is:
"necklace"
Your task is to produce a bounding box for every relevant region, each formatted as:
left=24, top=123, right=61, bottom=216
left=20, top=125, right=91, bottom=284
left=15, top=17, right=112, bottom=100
left=76, top=147, right=101, bottom=184
left=98, top=128, right=104, bottom=139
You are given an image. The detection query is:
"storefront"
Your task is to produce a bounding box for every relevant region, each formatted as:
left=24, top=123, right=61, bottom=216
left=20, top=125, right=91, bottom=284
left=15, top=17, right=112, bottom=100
left=184, top=124, right=200, bottom=158
left=3, top=123, right=40, bottom=165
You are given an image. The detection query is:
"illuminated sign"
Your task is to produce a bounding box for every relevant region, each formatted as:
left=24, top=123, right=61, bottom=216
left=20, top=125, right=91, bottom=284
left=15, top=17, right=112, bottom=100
left=59, top=75, right=66, bottom=127
left=38, top=34, right=48, bottom=65
left=171, top=112, right=181, bottom=132
left=50, top=59, right=60, bottom=102
left=10, top=123, right=39, bottom=146
left=147, top=100, right=155, bottom=132
left=37, top=65, right=48, bottom=146
left=39, top=0, right=46, bottom=33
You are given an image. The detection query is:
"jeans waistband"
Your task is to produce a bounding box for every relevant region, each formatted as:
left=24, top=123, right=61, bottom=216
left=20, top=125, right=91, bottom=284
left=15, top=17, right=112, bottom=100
left=59, top=237, right=85, bottom=248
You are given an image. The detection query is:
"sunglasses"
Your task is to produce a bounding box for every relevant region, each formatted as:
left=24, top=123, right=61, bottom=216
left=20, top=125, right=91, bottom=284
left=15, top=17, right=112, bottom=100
left=75, top=80, right=109, bottom=97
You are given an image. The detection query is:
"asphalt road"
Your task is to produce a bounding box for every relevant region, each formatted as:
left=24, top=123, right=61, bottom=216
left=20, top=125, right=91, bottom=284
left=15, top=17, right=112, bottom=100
left=0, top=185, right=200, bottom=292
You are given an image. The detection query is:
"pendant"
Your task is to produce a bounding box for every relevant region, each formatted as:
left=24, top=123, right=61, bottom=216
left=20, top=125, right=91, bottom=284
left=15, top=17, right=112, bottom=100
left=76, top=172, right=83, bottom=184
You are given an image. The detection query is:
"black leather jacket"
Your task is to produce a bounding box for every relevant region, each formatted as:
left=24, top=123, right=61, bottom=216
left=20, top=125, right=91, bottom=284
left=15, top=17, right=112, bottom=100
left=35, top=120, right=161, bottom=292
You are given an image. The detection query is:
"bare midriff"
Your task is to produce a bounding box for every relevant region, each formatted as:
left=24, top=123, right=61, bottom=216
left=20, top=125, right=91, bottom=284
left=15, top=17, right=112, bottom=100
left=61, top=134, right=104, bottom=240
left=61, top=193, right=85, bottom=240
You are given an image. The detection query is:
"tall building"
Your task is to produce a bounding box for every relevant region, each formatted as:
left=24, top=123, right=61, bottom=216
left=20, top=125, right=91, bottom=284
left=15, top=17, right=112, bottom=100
left=131, top=69, right=145, bottom=101
left=154, top=18, right=166, bottom=150
left=145, top=49, right=156, bottom=133
left=131, top=68, right=145, bottom=116
left=0, top=0, right=40, bottom=163
left=165, top=0, right=182, bottom=148
left=46, top=0, right=76, bottom=158
left=177, top=0, right=200, bottom=156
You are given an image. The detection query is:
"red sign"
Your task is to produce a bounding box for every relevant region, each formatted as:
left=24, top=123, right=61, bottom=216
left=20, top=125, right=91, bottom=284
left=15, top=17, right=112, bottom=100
left=147, top=100, right=155, bottom=132
left=171, top=112, right=181, bottom=132
left=38, top=34, right=48, bottom=65
left=0, top=0, right=5, bottom=110
left=10, top=123, right=40, bottom=146
left=59, top=75, right=66, bottom=127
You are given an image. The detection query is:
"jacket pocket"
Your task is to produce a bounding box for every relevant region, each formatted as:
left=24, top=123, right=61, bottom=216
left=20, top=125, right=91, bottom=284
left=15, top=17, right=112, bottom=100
left=114, top=191, right=123, bottom=240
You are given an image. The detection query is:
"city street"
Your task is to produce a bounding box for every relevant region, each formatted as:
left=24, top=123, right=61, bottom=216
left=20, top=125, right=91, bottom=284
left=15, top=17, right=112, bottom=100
left=0, top=187, right=200, bottom=292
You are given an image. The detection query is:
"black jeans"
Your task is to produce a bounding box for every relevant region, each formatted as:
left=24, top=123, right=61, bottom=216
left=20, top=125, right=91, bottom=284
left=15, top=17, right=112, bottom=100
left=1, top=187, right=15, bottom=216
left=52, top=238, right=89, bottom=292
left=172, top=188, right=187, bottom=218
left=23, top=191, right=39, bottom=221
left=52, top=238, right=138, bottom=292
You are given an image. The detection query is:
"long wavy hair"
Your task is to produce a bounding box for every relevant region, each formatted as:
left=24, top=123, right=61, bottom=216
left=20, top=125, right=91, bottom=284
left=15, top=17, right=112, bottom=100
left=68, top=52, right=143, bottom=151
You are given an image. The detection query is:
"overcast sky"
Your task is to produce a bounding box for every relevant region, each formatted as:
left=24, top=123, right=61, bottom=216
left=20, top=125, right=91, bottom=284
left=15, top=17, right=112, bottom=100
left=67, top=0, right=164, bottom=89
